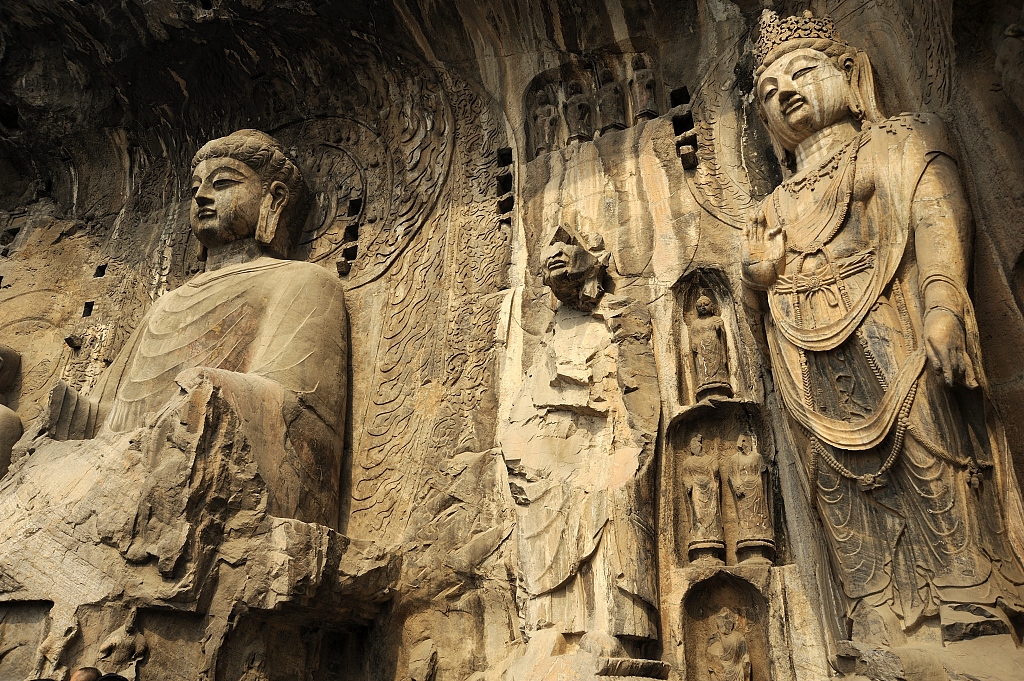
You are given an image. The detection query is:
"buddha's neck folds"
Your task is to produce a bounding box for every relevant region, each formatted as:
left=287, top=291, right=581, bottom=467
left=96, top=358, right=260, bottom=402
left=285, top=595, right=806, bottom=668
left=205, top=237, right=264, bottom=272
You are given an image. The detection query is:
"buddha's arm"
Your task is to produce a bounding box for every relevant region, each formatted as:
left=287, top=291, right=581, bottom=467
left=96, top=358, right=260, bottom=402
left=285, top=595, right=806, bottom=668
left=912, top=153, right=978, bottom=388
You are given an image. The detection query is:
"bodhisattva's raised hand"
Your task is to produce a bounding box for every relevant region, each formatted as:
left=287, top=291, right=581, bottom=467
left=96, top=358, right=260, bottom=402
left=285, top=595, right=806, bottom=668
left=741, top=205, right=786, bottom=290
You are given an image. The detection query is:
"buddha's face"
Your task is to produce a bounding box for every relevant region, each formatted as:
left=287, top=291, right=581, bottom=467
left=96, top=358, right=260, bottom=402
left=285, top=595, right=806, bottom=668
left=690, top=434, right=703, bottom=456
left=191, top=157, right=264, bottom=248
left=757, top=48, right=853, bottom=151
left=541, top=241, right=598, bottom=295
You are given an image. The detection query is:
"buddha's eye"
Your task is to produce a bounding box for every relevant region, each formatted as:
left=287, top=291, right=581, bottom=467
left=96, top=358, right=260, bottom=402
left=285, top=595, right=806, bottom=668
left=793, top=65, right=817, bottom=80
left=762, top=87, right=778, bottom=102
left=212, top=178, right=239, bottom=190
left=190, top=185, right=199, bottom=197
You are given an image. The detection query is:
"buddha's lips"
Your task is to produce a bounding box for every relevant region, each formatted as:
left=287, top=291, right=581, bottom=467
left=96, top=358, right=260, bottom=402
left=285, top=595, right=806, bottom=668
left=781, top=96, right=805, bottom=116
left=197, top=208, right=216, bottom=219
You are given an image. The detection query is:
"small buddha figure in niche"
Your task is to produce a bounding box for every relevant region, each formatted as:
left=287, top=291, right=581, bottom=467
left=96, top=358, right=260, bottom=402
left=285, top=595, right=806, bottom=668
left=688, top=294, right=733, bottom=401
left=0, top=344, right=24, bottom=476
left=707, top=608, right=750, bottom=681
left=743, top=10, right=1024, bottom=642
left=502, top=224, right=659, bottom=662
left=596, top=68, right=627, bottom=134
left=564, top=81, right=594, bottom=143
left=679, top=433, right=724, bottom=564
left=532, top=88, right=559, bottom=157
left=728, top=434, right=774, bottom=564
left=629, top=54, right=658, bottom=123
left=40, top=129, right=348, bottom=528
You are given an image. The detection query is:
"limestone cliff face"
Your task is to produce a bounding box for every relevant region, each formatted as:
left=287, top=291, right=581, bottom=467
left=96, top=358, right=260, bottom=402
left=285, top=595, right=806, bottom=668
left=2, top=2, right=1024, bottom=680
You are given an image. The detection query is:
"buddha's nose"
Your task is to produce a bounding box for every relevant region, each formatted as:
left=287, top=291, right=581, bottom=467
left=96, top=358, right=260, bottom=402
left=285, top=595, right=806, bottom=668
left=195, top=194, right=214, bottom=207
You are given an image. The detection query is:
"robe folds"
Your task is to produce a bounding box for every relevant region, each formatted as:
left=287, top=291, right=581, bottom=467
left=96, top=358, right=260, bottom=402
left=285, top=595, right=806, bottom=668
left=760, top=114, right=1024, bottom=631
left=89, top=257, right=348, bottom=528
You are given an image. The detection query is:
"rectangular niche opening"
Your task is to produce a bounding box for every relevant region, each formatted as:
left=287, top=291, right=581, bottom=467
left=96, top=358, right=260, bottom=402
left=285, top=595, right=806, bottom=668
left=344, top=223, right=359, bottom=242
left=347, top=197, right=362, bottom=217
left=673, top=110, right=694, bottom=136
left=497, top=195, right=514, bottom=215
left=670, top=86, right=691, bottom=107
left=496, top=147, right=513, bottom=167
left=342, top=245, right=358, bottom=261
left=82, top=301, right=94, bottom=317
left=497, top=173, right=513, bottom=196
left=0, top=227, right=20, bottom=246
left=94, top=263, right=107, bottom=277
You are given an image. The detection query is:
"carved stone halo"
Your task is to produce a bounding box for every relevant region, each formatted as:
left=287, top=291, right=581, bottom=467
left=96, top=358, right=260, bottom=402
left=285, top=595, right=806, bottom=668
left=274, top=117, right=391, bottom=265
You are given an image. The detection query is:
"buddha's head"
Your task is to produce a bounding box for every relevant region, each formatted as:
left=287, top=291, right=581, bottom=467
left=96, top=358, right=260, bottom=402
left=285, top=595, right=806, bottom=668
left=540, top=225, right=609, bottom=310
left=753, top=11, right=883, bottom=168
left=696, top=295, right=714, bottom=318
left=715, top=607, right=736, bottom=635
left=689, top=433, right=703, bottom=456
left=736, top=433, right=750, bottom=453
left=190, top=130, right=310, bottom=258
left=0, top=344, right=19, bottom=394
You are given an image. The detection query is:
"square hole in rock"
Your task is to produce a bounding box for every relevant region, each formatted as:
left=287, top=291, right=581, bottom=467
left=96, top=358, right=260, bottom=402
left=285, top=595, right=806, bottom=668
left=497, top=173, right=513, bottom=195
left=94, top=263, right=107, bottom=277
left=670, top=86, right=691, bottom=107
left=83, top=301, right=94, bottom=317
left=496, top=147, right=513, bottom=167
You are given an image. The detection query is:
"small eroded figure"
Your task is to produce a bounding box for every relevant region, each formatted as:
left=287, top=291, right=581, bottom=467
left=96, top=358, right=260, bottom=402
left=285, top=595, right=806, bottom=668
left=707, top=608, right=750, bottom=681
left=679, top=433, right=724, bottom=565
left=688, top=295, right=732, bottom=401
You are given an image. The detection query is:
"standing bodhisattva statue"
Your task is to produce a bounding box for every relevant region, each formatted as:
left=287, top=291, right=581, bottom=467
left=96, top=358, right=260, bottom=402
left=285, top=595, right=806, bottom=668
left=743, top=10, right=1024, bottom=643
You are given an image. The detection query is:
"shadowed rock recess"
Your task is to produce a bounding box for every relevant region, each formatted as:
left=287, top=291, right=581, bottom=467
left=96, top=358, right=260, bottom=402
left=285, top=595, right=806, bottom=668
left=5, top=1, right=1024, bottom=680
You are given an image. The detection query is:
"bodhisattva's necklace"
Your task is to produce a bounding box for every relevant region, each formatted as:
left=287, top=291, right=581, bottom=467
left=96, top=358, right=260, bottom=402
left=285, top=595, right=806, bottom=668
left=770, top=133, right=862, bottom=255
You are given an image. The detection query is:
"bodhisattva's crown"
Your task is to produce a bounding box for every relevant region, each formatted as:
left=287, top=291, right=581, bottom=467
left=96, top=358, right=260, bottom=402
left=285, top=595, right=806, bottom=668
left=754, top=10, right=842, bottom=66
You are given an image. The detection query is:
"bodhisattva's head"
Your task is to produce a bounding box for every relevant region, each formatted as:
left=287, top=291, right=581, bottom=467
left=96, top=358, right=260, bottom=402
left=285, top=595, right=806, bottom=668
left=540, top=230, right=609, bottom=310
left=753, top=11, right=883, bottom=167
left=190, top=130, right=309, bottom=258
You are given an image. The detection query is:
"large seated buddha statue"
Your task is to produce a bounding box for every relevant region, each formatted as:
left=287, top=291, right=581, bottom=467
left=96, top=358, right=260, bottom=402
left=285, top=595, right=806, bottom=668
left=0, top=131, right=375, bottom=680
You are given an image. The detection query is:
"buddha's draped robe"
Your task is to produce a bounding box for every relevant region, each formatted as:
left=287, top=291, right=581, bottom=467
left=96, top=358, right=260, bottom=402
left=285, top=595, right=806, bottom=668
left=759, top=114, right=1024, bottom=631
left=90, top=257, right=347, bottom=528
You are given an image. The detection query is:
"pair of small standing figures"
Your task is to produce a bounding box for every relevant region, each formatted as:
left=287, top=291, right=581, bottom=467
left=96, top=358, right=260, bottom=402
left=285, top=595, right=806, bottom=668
left=680, top=432, right=774, bottom=566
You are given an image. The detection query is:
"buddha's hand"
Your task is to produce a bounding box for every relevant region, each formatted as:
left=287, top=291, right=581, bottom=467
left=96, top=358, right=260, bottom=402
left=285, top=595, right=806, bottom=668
left=924, top=310, right=979, bottom=389
left=741, top=205, right=786, bottom=290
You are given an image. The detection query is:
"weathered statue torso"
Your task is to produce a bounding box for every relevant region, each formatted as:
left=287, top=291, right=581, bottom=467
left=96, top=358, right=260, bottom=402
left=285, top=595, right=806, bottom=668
left=502, top=232, right=659, bottom=660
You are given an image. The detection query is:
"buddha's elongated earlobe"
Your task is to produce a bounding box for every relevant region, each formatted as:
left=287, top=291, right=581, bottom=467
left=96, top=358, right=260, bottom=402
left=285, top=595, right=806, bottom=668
left=255, top=192, right=279, bottom=246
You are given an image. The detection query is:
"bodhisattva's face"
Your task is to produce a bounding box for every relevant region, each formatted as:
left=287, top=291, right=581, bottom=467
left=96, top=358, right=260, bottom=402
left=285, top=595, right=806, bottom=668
left=191, top=157, right=264, bottom=248
left=541, top=242, right=598, bottom=295
left=757, top=48, right=853, bottom=151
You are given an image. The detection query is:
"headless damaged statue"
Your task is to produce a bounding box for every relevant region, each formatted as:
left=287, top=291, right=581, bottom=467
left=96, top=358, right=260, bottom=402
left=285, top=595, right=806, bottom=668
left=503, top=225, right=659, bottom=671
left=744, top=10, right=1024, bottom=644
